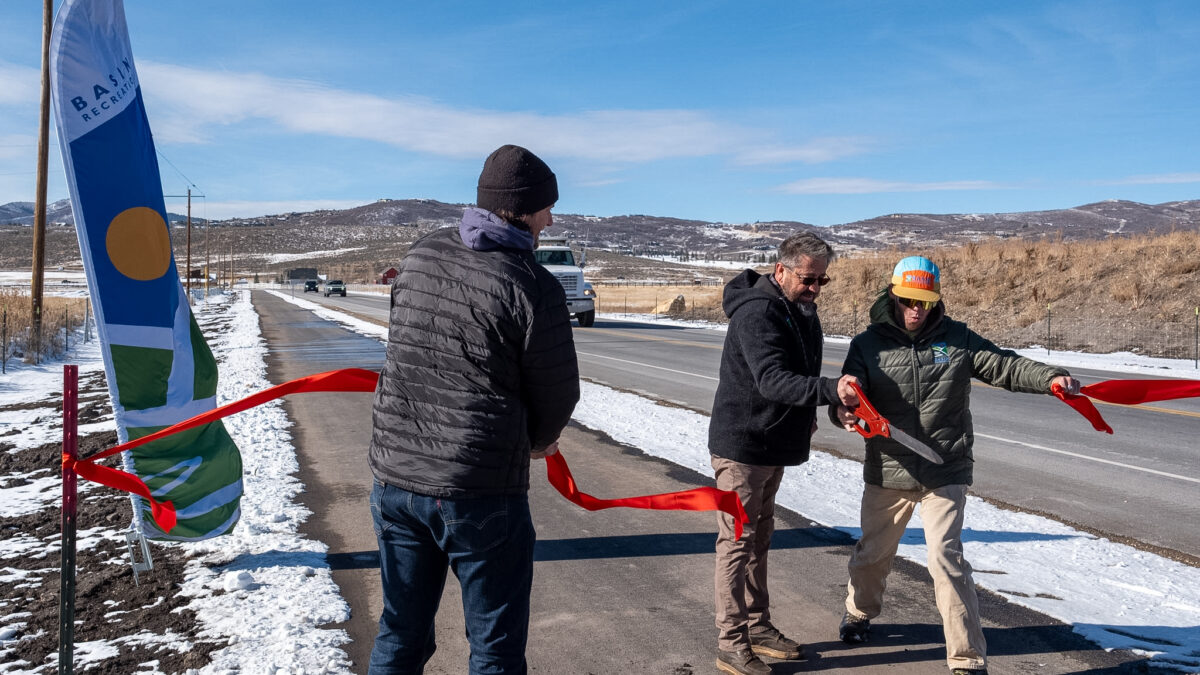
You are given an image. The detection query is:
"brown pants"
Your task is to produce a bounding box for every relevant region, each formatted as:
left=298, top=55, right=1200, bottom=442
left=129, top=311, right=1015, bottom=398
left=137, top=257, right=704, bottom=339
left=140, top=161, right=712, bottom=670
left=712, top=456, right=785, bottom=652
left=845, top=483, right=987, bottom=671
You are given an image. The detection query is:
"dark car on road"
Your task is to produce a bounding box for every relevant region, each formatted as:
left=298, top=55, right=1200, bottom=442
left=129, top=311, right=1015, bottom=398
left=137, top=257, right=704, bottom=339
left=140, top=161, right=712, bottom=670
left=304, top=280, right=319, bottom=293
left=324, top=279, right=347, bottom=297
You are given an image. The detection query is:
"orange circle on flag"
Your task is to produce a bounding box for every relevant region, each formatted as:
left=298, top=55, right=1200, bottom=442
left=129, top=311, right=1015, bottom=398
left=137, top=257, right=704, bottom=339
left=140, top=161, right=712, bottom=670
left=106, top=207, right=172, bottom=281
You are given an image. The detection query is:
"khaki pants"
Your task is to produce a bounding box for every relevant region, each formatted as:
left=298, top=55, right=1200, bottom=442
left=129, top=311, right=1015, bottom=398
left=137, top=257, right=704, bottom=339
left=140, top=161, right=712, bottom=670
left=712, top=456, right=785, bottom=652
left=845, top=483, right=987, bottom=671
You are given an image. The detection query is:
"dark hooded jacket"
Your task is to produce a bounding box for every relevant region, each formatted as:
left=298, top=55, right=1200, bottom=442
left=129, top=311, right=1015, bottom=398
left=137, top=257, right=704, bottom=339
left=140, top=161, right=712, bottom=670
left=368, top=207, right=579, bottom=497
left=835, top=288, right=1067, bottom=490
left=709, top=269, right=838, bottom=466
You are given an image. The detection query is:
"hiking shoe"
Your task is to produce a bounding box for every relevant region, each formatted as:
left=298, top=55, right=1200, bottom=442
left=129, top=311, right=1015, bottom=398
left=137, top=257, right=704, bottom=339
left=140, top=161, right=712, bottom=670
left=748, top=625, right=805, bottom=660
left=715, top=648, right=772, bottom=675
left=950, top=669, right=988, bottom=675
left=839, top=612, right=871, bottom=644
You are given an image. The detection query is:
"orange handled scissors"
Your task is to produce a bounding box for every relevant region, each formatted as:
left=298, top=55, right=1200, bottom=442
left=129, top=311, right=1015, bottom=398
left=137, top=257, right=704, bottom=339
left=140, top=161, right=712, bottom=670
left=848, top=381, right=944, bottom=464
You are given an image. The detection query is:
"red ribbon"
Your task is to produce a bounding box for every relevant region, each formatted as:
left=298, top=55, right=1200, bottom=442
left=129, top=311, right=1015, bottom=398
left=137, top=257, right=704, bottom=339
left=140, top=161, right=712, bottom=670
left=68, top=368, right=749, bottom=537
left=1052, top=379, right=1200, bottom=434
left=544, top=451, right=749, bottom=538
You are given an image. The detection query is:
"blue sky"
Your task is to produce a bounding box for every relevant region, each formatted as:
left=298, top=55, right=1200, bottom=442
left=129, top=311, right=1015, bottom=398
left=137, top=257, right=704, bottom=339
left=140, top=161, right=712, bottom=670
left=2, top=0, right=1199, bottom=226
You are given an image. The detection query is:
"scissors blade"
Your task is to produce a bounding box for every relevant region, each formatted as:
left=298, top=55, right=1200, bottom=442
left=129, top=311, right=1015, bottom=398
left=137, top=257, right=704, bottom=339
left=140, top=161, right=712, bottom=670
left=887, top=425, right=944, bottom=465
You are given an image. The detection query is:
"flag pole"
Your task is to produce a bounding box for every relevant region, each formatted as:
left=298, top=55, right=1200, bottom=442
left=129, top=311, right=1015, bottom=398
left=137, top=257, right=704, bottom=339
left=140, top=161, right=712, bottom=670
left=31, top=0, right=53, bottom=365
left=59, top=364, right=79, bottom=675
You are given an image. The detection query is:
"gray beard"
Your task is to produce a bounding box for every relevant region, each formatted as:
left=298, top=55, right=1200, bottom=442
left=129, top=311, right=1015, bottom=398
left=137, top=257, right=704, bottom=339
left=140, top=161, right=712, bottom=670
left=794, top=299, right=817, bottom=317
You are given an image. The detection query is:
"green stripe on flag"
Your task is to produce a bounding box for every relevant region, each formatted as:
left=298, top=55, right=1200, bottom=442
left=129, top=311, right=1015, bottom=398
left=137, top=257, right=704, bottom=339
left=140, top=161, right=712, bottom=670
left=128, top=420, right=243, bottom=539
left=111, top=344, right=172, bottom=409
left=190, top=314, right=218, bottom=398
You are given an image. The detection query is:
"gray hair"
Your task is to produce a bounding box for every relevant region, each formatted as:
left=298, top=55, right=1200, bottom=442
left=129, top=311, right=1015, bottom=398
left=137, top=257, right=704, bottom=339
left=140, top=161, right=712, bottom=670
left=778, top=231, right=835, bottom=267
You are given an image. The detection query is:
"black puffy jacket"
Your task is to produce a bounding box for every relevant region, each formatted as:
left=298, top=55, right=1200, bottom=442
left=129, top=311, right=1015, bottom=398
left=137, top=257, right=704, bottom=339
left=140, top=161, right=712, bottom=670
left=708, top=269, right=838, bottom=466
left=368, top=209, right=580, bottom=497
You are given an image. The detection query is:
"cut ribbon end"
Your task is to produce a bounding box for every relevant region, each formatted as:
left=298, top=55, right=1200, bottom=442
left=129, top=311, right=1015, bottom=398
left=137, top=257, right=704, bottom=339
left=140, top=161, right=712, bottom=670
left=1052, top=383, right=1114, bottom=434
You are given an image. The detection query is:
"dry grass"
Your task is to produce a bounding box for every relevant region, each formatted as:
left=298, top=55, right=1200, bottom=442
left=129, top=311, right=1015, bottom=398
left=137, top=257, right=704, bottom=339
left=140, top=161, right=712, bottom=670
left=593, top=231, right=1200, bottom=358
left=0, top=288, right=91, bottom=365
left=818, top=230, right=1200, bottom=344
left=594, top=283, right=727, bottom=321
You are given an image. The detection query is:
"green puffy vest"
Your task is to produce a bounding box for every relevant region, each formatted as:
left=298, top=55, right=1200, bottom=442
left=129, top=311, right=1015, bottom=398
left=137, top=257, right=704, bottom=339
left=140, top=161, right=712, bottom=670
left=840, top=289, right=1066, bottom=490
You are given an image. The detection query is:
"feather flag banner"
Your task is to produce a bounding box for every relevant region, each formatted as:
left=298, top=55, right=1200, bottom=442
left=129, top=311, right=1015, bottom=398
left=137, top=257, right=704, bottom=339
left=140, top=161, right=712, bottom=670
left=50, top=0, right=242, bottom=540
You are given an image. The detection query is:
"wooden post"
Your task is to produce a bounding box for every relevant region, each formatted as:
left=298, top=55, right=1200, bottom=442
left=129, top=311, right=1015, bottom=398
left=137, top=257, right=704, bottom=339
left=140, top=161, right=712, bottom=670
left=31, top=0, right=53, bottom=365
left=185, top=188, right=192, bottom=303
left=59, top=364, right=79, bottom=675
left=204, top=210, right=209, bottom=299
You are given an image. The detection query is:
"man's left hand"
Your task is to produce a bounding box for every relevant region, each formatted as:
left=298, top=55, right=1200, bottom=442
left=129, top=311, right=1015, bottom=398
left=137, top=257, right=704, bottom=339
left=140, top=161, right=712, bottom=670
left=531, top=441, right=560, bottom=460
left=1051, top=375, right=1082, bottom=396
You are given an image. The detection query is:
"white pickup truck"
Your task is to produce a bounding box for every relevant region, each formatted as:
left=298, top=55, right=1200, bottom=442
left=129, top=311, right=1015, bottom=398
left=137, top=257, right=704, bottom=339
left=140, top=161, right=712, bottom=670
left=534, top=236, right=596, bottom=327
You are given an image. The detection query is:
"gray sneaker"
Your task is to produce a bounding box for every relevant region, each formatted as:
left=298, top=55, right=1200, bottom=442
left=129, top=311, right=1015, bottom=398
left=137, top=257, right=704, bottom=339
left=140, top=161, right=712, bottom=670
left=839, top=612, right=870, bottom=644
left=715, top=648, right=772, bottom=675
left=951, top=669, right=988, bottom=675
left=748, top=625, right=805, bottom=660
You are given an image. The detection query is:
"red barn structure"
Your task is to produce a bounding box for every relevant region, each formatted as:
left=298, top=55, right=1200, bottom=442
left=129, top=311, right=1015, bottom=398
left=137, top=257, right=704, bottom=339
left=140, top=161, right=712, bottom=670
left=378, top=267, right=399, bottom=285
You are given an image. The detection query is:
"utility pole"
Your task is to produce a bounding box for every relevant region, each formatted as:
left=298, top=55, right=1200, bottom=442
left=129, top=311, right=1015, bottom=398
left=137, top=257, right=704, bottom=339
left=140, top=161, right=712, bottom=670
left=186, top=189, right=192, bottom=303
left=204, top=213, right=210, bottom=298
left=166, top=189, right=203, bottom=304
left=31, top=0, right=52, bottom=364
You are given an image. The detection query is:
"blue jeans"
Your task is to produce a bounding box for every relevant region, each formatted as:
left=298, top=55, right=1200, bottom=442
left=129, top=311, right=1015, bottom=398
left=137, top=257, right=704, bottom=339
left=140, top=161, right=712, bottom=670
left=368, top=480, right=535, bottom=675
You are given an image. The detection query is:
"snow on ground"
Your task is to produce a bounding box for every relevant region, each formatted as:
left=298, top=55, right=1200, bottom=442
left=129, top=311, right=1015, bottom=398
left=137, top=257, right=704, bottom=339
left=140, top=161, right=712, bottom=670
left=5, top=291, right=1198, bottom=672
left=0, top=291, right=353, bottom=673
left=0, top=271, right=87, bottom=284
left=635, top=254, right=767, bottom=270
left=0, top=271, right=90, bottom=298
left=177, top=292, right=352, bottom=672
left=258, top=247, right=368, bottom=265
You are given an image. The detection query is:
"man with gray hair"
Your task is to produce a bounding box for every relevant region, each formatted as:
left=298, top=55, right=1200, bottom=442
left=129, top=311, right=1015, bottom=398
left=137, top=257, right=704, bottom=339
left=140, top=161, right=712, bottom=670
left=708, top=231, right=859, bottom=674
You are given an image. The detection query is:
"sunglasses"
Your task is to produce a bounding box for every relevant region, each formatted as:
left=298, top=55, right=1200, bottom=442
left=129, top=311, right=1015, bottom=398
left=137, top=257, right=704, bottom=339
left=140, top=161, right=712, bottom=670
left=895, top=296, right=937, bottom=311
left=783, top=266, right=831, bottom=287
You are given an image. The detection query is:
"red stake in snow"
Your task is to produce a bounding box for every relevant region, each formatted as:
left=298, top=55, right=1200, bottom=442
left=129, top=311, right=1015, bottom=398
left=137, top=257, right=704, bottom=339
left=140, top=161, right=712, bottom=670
left=59, top=364, right=78, bottom=675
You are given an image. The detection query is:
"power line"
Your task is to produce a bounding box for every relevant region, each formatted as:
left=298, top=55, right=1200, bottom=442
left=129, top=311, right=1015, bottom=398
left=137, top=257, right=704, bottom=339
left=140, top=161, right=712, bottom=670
left=156, top=149, right=200, bottom=191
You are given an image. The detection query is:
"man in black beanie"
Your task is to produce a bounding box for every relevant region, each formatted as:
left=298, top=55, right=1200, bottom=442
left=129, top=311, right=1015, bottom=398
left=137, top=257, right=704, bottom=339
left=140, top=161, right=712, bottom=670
left=367, top=144, right=579, bottom=674
left=475, top=144, right=559, bottom=244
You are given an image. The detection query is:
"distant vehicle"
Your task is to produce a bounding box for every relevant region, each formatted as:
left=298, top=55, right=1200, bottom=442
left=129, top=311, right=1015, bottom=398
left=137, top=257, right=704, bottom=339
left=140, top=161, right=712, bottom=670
left=324, top=279, right=347, bottom=297
left=304, top=280, right=318, bottom=293
left=534, top=236, right=596, bottom=327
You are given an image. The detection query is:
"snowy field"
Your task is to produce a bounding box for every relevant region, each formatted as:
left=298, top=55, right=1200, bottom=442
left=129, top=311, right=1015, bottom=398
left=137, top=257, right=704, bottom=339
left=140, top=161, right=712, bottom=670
left=1, top=290, right=1197, bottom=672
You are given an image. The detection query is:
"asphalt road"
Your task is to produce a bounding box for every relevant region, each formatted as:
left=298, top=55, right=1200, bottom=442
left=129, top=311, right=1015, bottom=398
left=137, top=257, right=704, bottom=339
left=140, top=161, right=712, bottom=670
left=300, top=290, right=1200, bottom=560
left=255, top=290, right=1148, bottom=674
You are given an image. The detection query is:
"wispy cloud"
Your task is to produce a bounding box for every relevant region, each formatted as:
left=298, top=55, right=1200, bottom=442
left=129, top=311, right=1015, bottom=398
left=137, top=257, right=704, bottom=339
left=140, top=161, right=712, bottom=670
left=775, top=177, right=1008, bottom=195
left=0, top=61, right=39, bottom=106
left=735, top=136, right=875, bottom=165
left=575, top=178, right=626, bottom=188
left=0, top=134, right=35, bottom=162
left=138, top=63, right=850, bottom=166
left=1103, top=173, right=1200, bottom=186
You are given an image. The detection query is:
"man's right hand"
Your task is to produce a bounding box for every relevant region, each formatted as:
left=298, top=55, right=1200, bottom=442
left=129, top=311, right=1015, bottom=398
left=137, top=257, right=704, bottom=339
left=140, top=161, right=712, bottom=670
left=835, top=404, right=860, bottom=432
left=836, top=374, right=861, bottom=409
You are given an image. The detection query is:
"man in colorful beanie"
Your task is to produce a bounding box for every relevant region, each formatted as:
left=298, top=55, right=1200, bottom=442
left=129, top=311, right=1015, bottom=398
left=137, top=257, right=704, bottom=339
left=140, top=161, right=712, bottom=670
left=367, top=144, right=579, bottom=674
left=830, top=256, right=1080, bottom=675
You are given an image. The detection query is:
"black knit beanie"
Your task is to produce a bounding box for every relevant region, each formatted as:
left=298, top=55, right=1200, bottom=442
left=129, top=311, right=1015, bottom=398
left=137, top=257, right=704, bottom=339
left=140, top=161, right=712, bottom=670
left=476, top=145, right=558, bottom=216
